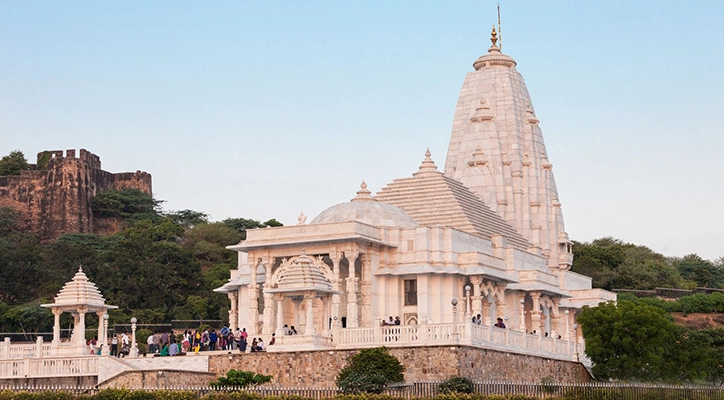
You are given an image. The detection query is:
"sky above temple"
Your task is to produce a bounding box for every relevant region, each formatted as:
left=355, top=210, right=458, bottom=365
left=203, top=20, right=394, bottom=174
left=1, top=1, right=722, bottom=261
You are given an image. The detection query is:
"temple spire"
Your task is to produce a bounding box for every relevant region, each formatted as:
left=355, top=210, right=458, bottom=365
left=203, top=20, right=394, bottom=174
left=490, top=25, right=498, bottom=47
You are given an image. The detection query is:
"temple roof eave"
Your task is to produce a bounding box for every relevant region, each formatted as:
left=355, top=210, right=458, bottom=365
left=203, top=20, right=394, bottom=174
left=225, top=220, right=406, bottom=252
left=40, top=303, right=118, bottom=311
left=506, top=283, right=572, bottom=298
left=263, top=287, right=342, bottom=296
left=374, top=264, right=517, bottom=283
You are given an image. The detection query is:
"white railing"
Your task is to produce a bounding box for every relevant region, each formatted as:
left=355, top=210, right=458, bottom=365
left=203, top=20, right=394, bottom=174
left=335, top=322, right=579, bottom=362
left=0, top=356, right=97, bottom=379
left=1, top=337, right=56, bottom=360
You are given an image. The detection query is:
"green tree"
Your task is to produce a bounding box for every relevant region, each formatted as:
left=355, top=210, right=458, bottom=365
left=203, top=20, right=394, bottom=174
left=92, top=189, right=161, bottom=223
left=0, top=231, right=44, bottom=303
left=674, top=254, right=724, bottom=288
left=0, top=207, right=22, bottom=234
left=4, top=304, right=52, bottom=337
left=183, top=223, right=243, bottom=265
left=222, top=217, right=283, bottom=240
left=85, top=219, right=200, bottom=322
left=578, top=300, right=680, bottom=381
left=336, top=347, right=405, bottom=394
left=0, top=150, right=29, bottom=176
left=164, top=209, right=209, bottom=228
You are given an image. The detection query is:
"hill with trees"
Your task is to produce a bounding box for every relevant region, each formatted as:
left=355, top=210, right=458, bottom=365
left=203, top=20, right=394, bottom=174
left=0, top=187, right=281, bottom=334
left=571, top=237, right=724, bottom=291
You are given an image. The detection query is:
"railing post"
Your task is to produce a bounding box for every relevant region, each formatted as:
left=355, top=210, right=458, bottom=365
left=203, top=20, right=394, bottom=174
left=464, top=317, right=472, bottom=345
left=35, top=336, right=43, bottom=358
left=374, top=324, right=382, bottom=344
left=23, top=358, right=30, bottom=377
left=505, top=328, right=509, bottom=347
left=419, top=319, right=428, bottom=344
left=2, top=337, right=10, bottom=359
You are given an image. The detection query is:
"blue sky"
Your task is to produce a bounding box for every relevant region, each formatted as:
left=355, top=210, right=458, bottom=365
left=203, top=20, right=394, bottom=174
left=1, top=1, right=722, bottom=260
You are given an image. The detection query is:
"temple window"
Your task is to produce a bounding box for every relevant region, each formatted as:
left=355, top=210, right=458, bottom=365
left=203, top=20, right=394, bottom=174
left=404, top=279, right=417, bottom=306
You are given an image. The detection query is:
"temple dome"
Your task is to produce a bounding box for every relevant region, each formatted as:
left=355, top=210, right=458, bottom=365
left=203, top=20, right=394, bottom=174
left=275, top=253, right=332, bottom=292
left=41, top=267, right=116, bottom=310
left=310, top=181, right=418, bottom=228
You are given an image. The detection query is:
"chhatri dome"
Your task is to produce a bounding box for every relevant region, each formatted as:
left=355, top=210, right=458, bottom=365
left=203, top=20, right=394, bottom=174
left=310, top=181, right=418, bottom=228
left=444, top=26, right=572, bottom=270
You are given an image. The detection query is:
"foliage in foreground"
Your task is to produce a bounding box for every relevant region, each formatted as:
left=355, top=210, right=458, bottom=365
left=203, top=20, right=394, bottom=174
left=7, top=388, right=724, bottom=400
left=439, top=376, right=474, bottom=394
left=336, top=347, right=405, bottom=394
left=579, top=299, right=724, bottom=384
left=210, top=369, right=273, bottom=388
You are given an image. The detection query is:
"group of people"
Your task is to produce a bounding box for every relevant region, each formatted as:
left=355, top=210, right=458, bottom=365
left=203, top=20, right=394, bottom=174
left=91, top=331, right=130, bottom=357
left=146, top=330, right=182, bottom=356
left=471, top=314, right=507, bottom=329
left=183, top=326, right=280, bottom=353
left=381, top=316, right=401, bottom=326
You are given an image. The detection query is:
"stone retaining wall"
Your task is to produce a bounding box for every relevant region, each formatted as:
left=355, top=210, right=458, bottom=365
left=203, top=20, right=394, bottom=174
left=100, top=370, right=216, bottom=389
left=208, top=345, right=590, bottom=387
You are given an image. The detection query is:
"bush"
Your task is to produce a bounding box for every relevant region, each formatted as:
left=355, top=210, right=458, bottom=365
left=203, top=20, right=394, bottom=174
left=439, top=376, right=474, bottom=394
left=336, top=347, right=405, bottom=394
left=210, top=369, right=273, bottom=389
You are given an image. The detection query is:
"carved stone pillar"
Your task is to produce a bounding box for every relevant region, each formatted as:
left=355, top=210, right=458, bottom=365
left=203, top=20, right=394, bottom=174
left=52, top=308, right=62, bottom=346
left=274, top=294, right=285, bottom=336
left=262, top=289, right=274, bottom=334
left=291, top=296, right=303, bottom=332
left=322, top=296, right=331, bottom=336
left=530, top=291, right=541, bottom=335
left=360, top=253, right=372, bottom=327
left=331, top=253, right=342, bottom=325
left=482, top=299, right=491, bottom=325
left=76, top=306, right=87, bottom=354
left=228, top=291, right=239, bottom=331
left=551, top=298, right=560, bottom=338
left=249, top=284, right=260, bottom=334
left=249, top=258, right=261, bottom=334
left=96, top=310, right=105, bottom=350
left=346, top=276, right=360, bottom=328
left=495, top=283, right=508, bottom=320
left=470, top=276, right=483, bottom=318
left=304, top=292, right=316, bottom=336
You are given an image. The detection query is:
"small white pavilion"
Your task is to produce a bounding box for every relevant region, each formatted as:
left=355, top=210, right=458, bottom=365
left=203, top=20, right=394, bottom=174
left=41, top=267, right=117, bottom=356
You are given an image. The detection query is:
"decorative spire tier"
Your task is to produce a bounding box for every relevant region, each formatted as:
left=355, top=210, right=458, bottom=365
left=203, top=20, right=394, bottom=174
left=444, top=27, right=572, bottom=270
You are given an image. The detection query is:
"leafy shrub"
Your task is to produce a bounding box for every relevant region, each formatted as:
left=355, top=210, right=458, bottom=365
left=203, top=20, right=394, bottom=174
left=210, top=369, right=273, bottom=388
left=336, top=347, right=405, bottom=394
left=439, top=376, right=474, bottom=394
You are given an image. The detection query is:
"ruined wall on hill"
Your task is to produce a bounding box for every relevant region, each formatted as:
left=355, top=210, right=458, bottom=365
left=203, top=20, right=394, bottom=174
left=0, top=149, right=152, bottom=239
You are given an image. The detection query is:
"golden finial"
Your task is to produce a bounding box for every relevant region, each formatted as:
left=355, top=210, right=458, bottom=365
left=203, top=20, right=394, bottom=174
left=490, top=25, right=498, bottom=47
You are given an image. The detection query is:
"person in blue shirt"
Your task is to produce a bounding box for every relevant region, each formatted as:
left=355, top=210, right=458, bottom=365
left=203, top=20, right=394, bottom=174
left=169, top=340, right=179, bottom=356
left=209, top=329, right=218, bottom=351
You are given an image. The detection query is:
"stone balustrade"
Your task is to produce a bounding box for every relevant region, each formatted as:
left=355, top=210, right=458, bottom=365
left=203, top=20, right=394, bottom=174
left=334, top=322, right=588, bottom=366
left=0, top=356, right=97, bottom=379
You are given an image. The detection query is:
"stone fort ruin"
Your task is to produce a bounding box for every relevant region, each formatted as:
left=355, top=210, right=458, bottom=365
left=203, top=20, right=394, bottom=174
left=0, top=148, right=152, bottom=239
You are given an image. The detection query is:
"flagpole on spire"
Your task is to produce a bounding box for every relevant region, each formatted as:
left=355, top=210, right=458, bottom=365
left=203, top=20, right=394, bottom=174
left=497, top=3, right=502, bottom=51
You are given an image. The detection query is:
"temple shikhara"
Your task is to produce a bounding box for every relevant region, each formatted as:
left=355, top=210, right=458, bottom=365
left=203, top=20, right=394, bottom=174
left=214, top=28, right=615, bottom=358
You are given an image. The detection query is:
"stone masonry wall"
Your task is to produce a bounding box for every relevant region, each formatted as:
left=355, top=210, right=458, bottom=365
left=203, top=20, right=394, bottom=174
left=207, top=346, right=591, bottom=388
left=100, top=370, right=216, bottom=390
left=0, top=149, right=152, bottom=240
